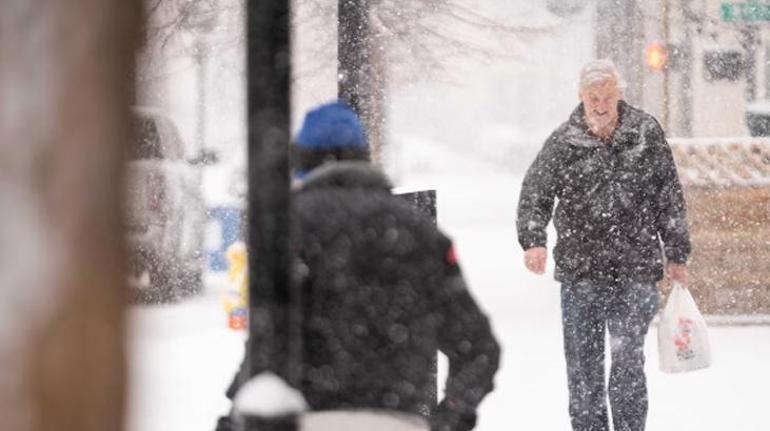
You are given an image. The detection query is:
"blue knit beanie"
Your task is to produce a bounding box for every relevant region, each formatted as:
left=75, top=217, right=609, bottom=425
left=295, top=101, right=367, bottom=150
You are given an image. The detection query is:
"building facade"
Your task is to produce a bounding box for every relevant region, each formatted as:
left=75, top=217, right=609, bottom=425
left=636, top=0, right=770, bottom=138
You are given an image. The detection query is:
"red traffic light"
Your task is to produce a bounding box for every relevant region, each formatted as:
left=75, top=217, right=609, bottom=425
left=646, top=43, right=668, bottom=71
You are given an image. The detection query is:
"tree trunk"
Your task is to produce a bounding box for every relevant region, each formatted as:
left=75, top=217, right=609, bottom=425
left=0, top=1, right=140, bottom=430
left=338, top=0, right=387, bottom=164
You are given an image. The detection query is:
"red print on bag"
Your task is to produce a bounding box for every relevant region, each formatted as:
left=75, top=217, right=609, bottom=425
left=674, top=317, right=695, bottom=360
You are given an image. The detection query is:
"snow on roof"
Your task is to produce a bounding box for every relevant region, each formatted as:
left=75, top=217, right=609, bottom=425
left=669, top=138, right=770, bottom=187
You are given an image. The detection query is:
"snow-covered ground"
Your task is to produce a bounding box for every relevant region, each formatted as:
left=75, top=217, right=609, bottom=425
left=127, top=140, right=770, bottom=431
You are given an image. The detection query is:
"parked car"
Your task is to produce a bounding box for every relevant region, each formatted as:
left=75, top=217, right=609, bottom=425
left=124, top=107, right=216, bottom=303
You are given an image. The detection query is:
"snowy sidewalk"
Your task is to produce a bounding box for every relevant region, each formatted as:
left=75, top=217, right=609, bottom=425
left=128, top=142, right=770, bottom=431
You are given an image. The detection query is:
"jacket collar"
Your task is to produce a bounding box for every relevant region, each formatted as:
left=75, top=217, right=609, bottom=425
left=296, top=161, right=393, bottom=192
left=564, top=100, right=633, bottom=148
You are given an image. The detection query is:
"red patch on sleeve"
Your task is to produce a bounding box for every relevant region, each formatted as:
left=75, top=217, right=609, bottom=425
left=445, top=245, right=459, bottom=265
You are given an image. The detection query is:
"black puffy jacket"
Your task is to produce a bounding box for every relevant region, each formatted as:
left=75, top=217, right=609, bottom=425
left=516, top=101, right=691, bottom=283
left=228, top=162, right=499, bottom=430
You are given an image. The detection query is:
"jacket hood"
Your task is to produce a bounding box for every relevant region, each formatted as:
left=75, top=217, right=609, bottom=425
left=297, top=161, right=393, bottom=192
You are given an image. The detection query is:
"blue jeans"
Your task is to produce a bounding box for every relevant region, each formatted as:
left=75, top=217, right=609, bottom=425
left=561, top=281, right=659, bottom=431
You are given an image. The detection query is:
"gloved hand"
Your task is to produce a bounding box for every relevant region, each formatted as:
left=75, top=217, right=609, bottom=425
left=431, top=400, right=477, bottom=431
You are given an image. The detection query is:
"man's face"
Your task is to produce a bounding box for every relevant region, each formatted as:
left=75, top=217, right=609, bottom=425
left=579, top=79, right=621, bottom=135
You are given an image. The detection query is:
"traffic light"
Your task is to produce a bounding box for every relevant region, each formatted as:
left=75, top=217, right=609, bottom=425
left=646, top=43, right=668, bottom=71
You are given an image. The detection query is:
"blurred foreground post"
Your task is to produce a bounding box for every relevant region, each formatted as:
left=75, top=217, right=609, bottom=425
left=0, top=1, right=140, bottom=430
left=241, top=0, right=294, bottom=429
left=244, top=0, right=293, bottom=408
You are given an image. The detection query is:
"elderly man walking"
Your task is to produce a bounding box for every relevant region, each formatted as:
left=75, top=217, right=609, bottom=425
left=516, top=60, right=691, bottom=431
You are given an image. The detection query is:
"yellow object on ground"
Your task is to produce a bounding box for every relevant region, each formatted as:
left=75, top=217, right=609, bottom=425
left=223, top=241, right=248, bottom=329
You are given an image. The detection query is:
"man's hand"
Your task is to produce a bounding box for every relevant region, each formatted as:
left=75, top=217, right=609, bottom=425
left=666, top=263, right=688, bottom=287
left=524, top=247, right=547, bottom=275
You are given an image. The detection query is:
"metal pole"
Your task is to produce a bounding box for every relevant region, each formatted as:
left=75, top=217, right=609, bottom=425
left=245, top=0, right=293, bottom=391
left=595, top=0, right=643, bottom=106
left=743, top=26, right=758, bottom=102
left=678, top=0, right=694, bottom=137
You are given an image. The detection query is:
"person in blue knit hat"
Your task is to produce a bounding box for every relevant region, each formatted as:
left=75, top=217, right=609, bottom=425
left=220, top=101, right=499, bottom=431
left=291, top=101, right=370, bottom=180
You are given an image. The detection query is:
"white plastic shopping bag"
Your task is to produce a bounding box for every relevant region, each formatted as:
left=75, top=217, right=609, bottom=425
left=657, top=282, right=712, bottom=373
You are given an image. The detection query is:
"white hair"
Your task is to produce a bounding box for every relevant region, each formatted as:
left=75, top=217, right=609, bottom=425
left=579, top=59, right=626, bottom=91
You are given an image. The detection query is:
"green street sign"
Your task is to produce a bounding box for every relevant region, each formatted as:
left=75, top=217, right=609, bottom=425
left=721, top=1, right=770, bottom=22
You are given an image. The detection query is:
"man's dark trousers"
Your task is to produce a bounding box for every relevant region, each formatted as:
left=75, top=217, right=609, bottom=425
left=561, top=280, right=659, bottom=431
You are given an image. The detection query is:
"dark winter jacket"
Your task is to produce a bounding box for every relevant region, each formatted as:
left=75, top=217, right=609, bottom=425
left=227, top=162, right=500, bottom=431
left=516, top=100, right=691, bottom=283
